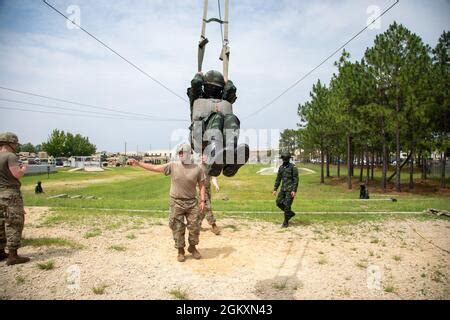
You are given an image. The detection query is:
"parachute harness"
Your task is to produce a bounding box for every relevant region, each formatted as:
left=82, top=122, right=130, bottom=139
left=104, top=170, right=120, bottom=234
left=198, top=0, right=230, bottom=81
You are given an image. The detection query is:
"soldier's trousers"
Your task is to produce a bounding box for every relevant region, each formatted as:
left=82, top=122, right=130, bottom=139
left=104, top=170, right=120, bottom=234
left=0, top=189, right=25, bottom=251
left=276, top=190, right=294, bottom=213
left=169, top=198, right=201, bottom=249
left=198, top=194, right=216, bottom=226
left=190, top=112, right=241, bottom=153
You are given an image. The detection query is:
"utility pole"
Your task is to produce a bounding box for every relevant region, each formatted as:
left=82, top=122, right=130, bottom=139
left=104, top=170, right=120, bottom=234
left=124, top=142, right=127, bottom=156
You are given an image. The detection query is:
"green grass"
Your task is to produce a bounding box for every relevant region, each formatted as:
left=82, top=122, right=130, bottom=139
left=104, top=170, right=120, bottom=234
left=109, top=245, right=126, bottom=252
left=36, top=261, right=55, bottom=270
left=15, top=275, right=26, bottom=285
left=384, top=285, right=395, bottom=293
left=272, top=282, right=288, bottom=291
left=169, top=288, right=189, bottom=300
left=84, top=228, right=102, bottom=239
left=22, top=237, right=82, bottom=248
left=92, top=284, right=108, bottom=295
left=19, top=164, right=449, bottom=225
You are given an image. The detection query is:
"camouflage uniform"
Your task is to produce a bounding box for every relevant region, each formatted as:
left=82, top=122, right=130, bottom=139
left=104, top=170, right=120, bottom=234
left=0, top=132, right=25, bottom=252
left=198, top=164, right=216, bottom=226
left=164, top=158, right=205, bottom=249
left=169, top=198, right=201, bottom=249
left=0, top=189, right=25, bottom=251
left=274, top=161, right=299, bottom=222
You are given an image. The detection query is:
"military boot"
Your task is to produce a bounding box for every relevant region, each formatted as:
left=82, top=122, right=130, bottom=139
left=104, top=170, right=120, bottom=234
left=6, top=250, right=30, bottom=266
left=0, top=249, right=8, bottom=261
left=207, top=140, right=225, bottom=177
left=287, top=210, right=296, bottom=221
left=187, top=245, right=201, bottom=259
left=222, top=143, right=250, bottom=177
left=177, top=248, right=186, bottom=262
left=211, top=223, right=221, bottom=235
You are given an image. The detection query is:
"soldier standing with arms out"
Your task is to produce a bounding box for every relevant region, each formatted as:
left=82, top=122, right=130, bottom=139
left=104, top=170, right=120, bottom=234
left=0, top=132, right=30, bottom=265
left=272, top=152, right=299, bottom=228
left=129, top=143, right=206, bottom=262
left=199, top=154, right=221, bottom=235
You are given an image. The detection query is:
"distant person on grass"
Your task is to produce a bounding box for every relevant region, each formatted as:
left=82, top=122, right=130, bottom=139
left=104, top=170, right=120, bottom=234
left=35, top=181, right=44, bottom=194
left=0, top=132, right=30, bottom=265
left=129, top=143, right=206, bottom=263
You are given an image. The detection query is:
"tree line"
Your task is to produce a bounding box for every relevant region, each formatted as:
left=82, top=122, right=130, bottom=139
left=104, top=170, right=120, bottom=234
left=280, top=23, right=449, bottom=191
left=17, top=129, right=96, bottom=157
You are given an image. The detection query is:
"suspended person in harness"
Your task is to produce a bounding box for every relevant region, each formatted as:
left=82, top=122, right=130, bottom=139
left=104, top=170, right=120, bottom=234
left=188, top=0, right=249, bottom=178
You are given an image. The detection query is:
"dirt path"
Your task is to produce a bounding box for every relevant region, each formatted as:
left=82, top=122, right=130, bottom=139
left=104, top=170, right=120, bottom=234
left=0, top=207, right=449, bottom=300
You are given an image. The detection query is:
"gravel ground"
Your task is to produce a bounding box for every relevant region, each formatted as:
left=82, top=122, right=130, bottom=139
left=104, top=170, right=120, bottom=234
left=0, top=207, right=449, bottom=300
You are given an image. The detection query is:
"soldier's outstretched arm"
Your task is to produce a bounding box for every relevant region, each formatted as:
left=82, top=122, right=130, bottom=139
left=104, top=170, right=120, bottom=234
left=129, top=159, right=166, bottom=173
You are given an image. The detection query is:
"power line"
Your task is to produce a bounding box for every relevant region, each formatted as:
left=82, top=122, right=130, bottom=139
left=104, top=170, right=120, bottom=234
left=0, top=85, right=185, bottom=121
left=0, top=97, right=186, bottom=122
left=42, top=0, right=187, bottom=103
left=243, top=0, right=400, bottom=120
left=0, top=105, right=188, bottom=122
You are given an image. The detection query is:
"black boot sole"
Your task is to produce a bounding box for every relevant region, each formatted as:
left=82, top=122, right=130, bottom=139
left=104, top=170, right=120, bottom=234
left=222, top=144, right=250, bottom=177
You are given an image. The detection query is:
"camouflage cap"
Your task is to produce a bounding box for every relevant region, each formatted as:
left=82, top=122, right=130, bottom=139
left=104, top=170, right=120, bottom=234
left=0, top=132, right=19, bottom=144
left=280, top=151, right=292, bottom=159
left=176, top=143, right=192, bottom=154
left=204, top=70, right=225, bottom=88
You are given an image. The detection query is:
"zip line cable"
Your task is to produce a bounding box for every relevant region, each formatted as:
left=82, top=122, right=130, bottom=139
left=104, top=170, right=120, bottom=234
left=243, top=0, right=400, bottom=120
left=0, top=105, right=187, bottom=122
left=0, top=86, right=185, bottom=121
left=0, top=97, right=186, bottom=122
left=42, top=0, right=188, bottom=103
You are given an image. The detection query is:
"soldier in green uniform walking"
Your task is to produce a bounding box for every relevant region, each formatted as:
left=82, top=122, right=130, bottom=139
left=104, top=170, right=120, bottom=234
left=129, top=143, right=206, bottom=262
left=0, top=132, right=30, bottom=265
left=272, top=151, right=299, bottom=228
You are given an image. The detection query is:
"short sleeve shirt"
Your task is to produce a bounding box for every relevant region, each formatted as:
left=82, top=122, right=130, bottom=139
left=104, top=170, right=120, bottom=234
left=164, top=161, right=205, bottom=199
left=0, top=151, right=21, bottom=189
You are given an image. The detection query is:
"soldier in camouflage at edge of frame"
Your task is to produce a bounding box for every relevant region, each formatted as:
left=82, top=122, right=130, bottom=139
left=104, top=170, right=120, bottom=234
left=0, top=132, right=30, bottom=265
left=129, top=143, right=206, bottom=263
left=199, top=154, right=221, bottom=235
left=272, top=151, right=299, bottom=228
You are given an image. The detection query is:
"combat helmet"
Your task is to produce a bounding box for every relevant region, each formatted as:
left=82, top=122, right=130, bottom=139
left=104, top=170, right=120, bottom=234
left=0, top=132, right=19, bottom=144
left=279, top=151, right=292, bottom=160
left=204, top=70, right=225, bottom=88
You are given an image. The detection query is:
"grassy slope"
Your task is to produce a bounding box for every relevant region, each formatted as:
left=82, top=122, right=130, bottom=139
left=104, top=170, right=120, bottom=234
left=21, top=164, right=450, bottom=224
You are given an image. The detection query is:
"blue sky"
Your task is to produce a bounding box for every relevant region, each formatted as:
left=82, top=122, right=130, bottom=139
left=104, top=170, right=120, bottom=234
left=0, top=0, right=449, bottom=152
